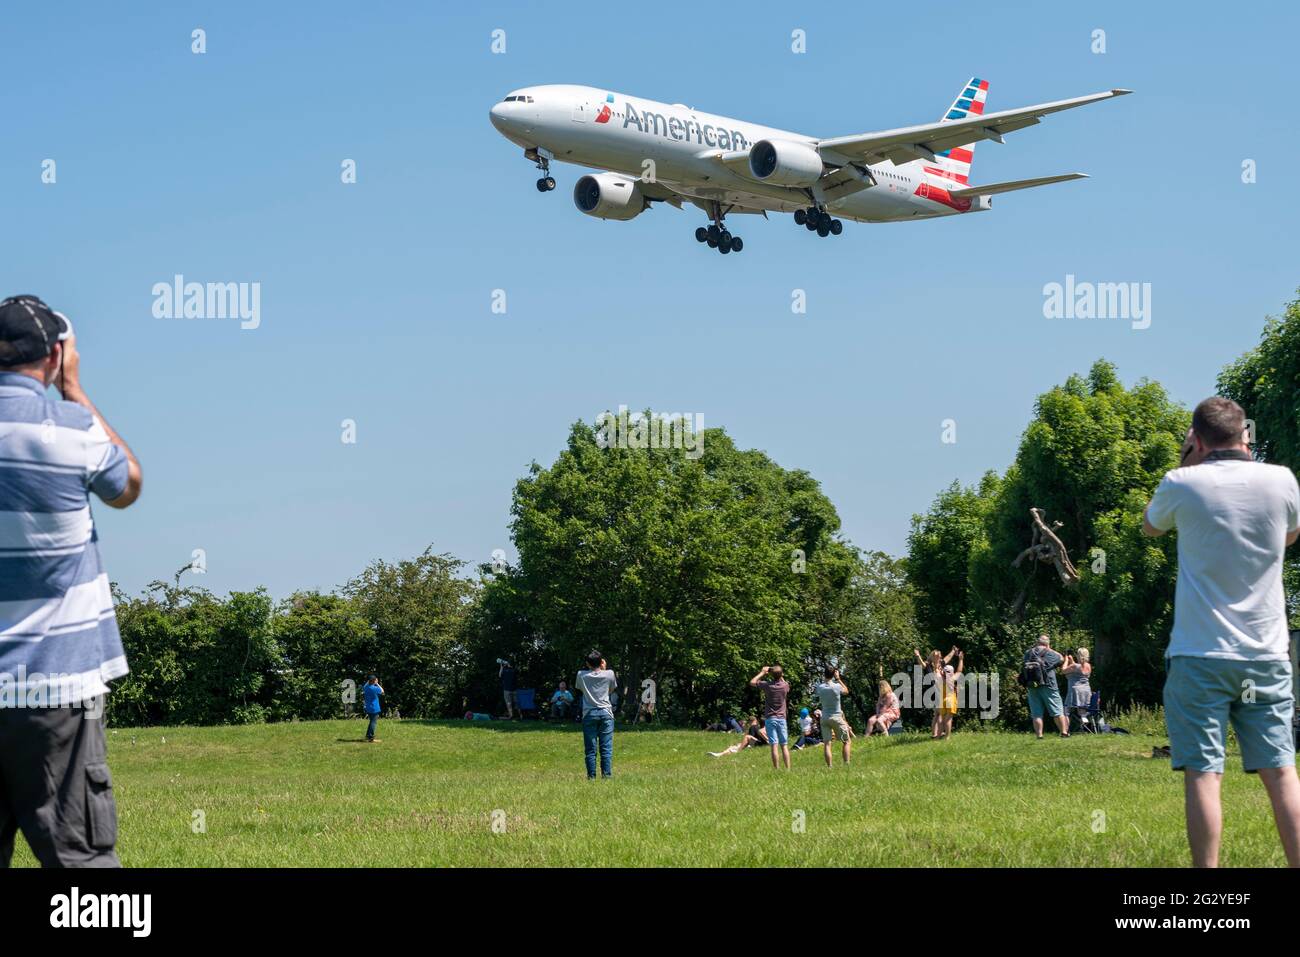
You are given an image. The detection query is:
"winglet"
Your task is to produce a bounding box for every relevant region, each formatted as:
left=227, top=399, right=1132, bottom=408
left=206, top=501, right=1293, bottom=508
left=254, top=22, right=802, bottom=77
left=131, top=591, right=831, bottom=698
left=1111, top=88, right=1133, bottom=96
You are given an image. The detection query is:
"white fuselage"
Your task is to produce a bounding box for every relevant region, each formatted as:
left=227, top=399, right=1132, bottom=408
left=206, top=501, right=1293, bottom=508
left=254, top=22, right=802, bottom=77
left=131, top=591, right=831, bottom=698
left=489, top=84, right=971, bottom=224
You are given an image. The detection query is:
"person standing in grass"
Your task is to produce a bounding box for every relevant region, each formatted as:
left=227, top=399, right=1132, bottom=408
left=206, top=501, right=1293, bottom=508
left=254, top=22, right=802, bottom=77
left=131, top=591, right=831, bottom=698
left=576, top=652, right=617, bottom=779
left=363, top=675, right=384, bottom=742
left=1142, top=397, right=1300, bottom=867
left=750, top=665, right=792, bottom=770
left=914, top=647, right=958, bottom=738
left=1022, top=636, right=1067, bottom=739
left=935, top=653, right=964, bottom=739
left=1061, top=649, right=1093, bottom=732
left=0, top=298, right=142, bottom=869
left=814, top=667, right=852, bottom=767
left=498, top=659, right=517, bottom=720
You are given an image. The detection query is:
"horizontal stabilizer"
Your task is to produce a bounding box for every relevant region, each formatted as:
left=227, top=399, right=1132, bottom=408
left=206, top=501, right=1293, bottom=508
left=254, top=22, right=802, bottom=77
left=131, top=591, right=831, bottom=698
left=948, top=172, right=1087, bottom=198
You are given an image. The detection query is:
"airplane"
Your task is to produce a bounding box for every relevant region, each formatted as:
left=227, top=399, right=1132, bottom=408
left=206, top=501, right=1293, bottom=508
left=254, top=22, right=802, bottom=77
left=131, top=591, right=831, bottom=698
left=489, top=79, right=1130, bottom=254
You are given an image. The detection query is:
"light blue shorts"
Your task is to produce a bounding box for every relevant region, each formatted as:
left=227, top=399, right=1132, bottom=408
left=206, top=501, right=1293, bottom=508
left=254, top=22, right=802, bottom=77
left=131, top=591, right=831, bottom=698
left=1164, top=656, right=1296, bottom=774
left=764, top=717, right=788, bottom=746
left=1027, top=684, right=1063, bottom=720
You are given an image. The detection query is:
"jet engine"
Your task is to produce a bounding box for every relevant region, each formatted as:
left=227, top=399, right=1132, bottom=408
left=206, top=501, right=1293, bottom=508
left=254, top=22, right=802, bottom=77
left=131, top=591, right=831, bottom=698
left=573, top=173, right=648, bottom=221
left=747, top=139, right=824, bottom=187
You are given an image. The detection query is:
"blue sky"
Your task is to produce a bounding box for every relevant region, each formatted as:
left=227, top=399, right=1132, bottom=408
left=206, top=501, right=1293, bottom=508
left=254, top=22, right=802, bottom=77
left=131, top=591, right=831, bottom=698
left=3, top=1, right=1296, bottom=598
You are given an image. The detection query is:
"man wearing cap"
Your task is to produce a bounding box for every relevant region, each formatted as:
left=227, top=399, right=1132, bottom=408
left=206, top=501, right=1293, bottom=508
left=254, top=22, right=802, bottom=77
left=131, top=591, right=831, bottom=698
left=0, top=295, right=142, bottom=867
left=1143, top=396, right=1300, bottom=867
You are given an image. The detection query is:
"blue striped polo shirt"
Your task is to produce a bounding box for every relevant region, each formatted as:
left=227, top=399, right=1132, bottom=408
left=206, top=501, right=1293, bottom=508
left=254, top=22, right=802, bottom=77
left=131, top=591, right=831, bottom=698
left=0, top=372, right=130, bottom=707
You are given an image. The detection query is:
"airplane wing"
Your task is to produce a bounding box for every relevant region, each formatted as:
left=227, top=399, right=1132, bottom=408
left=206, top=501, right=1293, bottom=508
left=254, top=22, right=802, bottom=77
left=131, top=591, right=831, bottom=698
left=817, top=89, right=1131, bottom=167
left=948, top=172, right=1088, bottom=198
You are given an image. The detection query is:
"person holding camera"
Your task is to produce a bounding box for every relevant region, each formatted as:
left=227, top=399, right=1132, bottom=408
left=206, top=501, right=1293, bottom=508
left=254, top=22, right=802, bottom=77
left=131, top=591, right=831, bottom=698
left=0, top=295, right=142, bottom=867
left=1143, top=396, right=1300, bottom=867
left=576, top=652, right=617, bottom=779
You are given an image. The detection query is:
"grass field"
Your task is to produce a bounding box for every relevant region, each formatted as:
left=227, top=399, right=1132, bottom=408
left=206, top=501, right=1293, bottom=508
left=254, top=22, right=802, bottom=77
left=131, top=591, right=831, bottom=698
left=13, top=716, right=1295, bottom=867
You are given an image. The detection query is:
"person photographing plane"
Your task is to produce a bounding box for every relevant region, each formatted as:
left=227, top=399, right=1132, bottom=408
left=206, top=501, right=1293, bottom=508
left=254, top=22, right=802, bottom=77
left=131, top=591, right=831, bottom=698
left=0, top=295, right=142, bottom=867
left=1143, top=397, right=1300, bottom=867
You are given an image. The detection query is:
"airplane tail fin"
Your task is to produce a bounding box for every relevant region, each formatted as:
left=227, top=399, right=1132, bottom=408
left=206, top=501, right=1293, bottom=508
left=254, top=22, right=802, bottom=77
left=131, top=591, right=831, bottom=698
left=927, top=77, right=989, bottom=185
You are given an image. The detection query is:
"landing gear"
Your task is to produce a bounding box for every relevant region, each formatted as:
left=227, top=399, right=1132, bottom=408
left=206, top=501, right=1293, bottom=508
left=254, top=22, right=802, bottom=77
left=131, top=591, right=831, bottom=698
left=526, top=148, right=556, bottom=192
left=696, top=202, right=743, bottom=255
left=796, top=206, right=842, bottom=238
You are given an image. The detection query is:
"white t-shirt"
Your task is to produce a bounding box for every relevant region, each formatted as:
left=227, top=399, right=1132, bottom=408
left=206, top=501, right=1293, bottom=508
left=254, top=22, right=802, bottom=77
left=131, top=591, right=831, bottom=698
left=1146, top=459, right=1299, bottom=660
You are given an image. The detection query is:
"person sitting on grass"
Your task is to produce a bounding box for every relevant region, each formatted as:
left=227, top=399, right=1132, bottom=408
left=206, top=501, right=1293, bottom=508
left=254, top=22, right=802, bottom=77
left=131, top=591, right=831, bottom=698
left=865, top=680, right=901, bottom=736
left=793, top=707, right=819, bottom=749
left=705, top=713, right=743, bottom=733
left=815, top=668, right=852, bottom=767
left=549, top=681, right=574, bottom=720
left=1061, top=649, right=1093, bottom=732
left=935, top=652, right=964, bottom=739
left=710, top=715, right=768, bottom=757
left=363, top=675, right=384, bottom=743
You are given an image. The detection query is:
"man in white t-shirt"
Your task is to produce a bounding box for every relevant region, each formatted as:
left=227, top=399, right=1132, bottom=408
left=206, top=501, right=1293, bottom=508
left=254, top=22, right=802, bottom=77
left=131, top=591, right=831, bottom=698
left=1143, top=396, right=1300, bottom=867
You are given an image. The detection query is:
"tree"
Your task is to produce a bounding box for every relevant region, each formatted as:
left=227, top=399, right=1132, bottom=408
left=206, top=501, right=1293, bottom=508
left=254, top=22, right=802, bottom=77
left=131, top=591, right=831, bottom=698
left=1218, top=293, right=1300, bottom=470
left=909, top=361, right=1189, bottom=706
left=492, top=418, right=860, bottom=723
left=269, top=592, right=374, bottom=721
left=341, top=549, right=478, bottom=717
left=110, top=581, right=278, bottom=726
left=1219, top=293, right=1300, bottom=628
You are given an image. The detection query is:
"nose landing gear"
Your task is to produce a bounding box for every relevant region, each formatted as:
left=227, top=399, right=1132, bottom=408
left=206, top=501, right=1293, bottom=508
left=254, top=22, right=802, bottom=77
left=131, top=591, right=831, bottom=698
left=525, top=148, right=556, bottom=192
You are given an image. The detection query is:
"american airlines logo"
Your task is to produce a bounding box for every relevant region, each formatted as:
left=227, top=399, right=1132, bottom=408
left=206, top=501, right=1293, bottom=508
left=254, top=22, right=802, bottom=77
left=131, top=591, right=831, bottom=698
left=622, top=103, right=749, bottom=151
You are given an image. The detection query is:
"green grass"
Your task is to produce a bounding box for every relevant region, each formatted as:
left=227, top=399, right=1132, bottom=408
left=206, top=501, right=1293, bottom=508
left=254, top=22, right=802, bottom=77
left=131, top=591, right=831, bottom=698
left=13, top=718, right=1295, bottom=867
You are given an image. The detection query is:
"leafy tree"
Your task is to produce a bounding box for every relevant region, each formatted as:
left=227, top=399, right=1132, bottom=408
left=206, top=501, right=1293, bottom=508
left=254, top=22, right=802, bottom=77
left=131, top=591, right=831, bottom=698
left=494, top=418, right=858, bottom=724
left=1219, top=293, right=1300, bottom=627
left=1218, top=294, right=1300, bottom=470
left=909, top=361, right=1189, bottom=707
left=110, top=581, right=278, bottom=726
left=341, top=548, right=477, bottom=718
left=268, top=592, right=374, bottom=721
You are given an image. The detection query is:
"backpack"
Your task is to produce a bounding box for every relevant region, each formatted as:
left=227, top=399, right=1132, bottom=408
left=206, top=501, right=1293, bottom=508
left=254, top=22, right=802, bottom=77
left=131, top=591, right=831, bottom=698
left=1021, top=649, right=1051, bottom=689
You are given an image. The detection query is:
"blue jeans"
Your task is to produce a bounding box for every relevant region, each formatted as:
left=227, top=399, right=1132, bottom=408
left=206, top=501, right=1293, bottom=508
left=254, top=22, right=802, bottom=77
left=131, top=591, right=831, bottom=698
left=366, top=713, right=378, bottom=739
left=582, top=709, right=614, bottom=778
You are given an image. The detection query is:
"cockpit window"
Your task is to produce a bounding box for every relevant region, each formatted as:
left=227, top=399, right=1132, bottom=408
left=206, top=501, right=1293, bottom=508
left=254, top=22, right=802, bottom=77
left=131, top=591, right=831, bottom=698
left=504, top=96, right=517, bottom=102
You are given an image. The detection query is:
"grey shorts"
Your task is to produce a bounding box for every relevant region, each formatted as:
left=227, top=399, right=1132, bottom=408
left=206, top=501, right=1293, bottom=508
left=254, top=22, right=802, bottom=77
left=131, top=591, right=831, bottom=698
left=1164, top=656, right=1295, bottom=774
left=0, top=698, right=120, bottom=867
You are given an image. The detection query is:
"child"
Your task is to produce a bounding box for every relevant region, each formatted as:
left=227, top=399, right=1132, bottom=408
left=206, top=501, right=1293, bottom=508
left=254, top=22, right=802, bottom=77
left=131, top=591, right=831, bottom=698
left=865, top=680, right=901, bottom=736
left=793, top=707, right=818, bottom=749
left=363, top=674, right=384, bottom=742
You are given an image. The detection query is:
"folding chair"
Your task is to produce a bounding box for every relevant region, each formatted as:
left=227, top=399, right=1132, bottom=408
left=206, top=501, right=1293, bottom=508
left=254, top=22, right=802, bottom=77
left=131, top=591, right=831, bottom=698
left=515, top=688, right=538, bottom=719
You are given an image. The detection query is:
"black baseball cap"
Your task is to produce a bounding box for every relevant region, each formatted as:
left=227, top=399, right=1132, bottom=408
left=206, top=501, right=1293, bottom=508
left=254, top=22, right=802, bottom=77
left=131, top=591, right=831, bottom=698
left=0, top=295, right=71, bottom=367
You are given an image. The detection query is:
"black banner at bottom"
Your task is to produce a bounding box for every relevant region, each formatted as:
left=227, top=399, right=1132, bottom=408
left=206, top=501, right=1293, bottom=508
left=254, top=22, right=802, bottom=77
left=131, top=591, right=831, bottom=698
left=1, top=866, right=1287, bottom=941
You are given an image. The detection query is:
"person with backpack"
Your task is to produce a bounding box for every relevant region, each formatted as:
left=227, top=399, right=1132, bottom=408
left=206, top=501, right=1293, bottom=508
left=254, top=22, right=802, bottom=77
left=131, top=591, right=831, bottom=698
left=1021, top=635, right=1068, bottom=738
